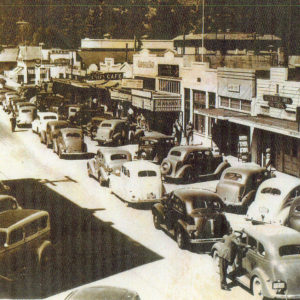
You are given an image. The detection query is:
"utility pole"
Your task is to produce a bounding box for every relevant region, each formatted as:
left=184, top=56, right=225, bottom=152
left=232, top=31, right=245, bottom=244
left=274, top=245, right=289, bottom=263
left=201, top=0, right=205, bottom=62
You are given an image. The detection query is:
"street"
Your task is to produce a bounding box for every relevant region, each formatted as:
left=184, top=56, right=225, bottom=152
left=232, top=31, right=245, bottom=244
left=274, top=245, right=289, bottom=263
left=0, top=107, right=253, bottom=300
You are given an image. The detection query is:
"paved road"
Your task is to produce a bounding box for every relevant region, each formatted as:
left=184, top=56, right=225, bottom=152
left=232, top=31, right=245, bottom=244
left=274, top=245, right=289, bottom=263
left=0, top=108, right=253, bottom=300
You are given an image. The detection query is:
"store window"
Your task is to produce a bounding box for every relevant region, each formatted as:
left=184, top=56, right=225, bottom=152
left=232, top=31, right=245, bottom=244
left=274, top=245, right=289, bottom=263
left=241, top=100, right=251, bottom=112
left=194, top=113, right=205, bottom=134
left=193, top=90, right=206, bottom=110
left=220, top=97, right=229, bottom=107
left=159, top=79, right=180, bottom=94
left=158, top=64, right=179, bottom=77
left=230, top=98, right=240, bottom=110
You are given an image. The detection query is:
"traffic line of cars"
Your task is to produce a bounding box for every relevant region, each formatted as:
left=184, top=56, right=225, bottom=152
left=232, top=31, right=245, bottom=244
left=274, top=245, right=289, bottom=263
left=3, top=87, right=300, bottom=299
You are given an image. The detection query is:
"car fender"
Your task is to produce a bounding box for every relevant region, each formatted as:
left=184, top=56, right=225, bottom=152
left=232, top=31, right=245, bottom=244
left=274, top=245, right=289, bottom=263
left=214, top=161, right=231, bottom=178
left=152, top=203, right=164, bottom=218
left=37, top=240, right=52, bottom=263
left=113, top=132, right=121, bottom=141
left=250, top=268, right=273, bottom=298
left=211, top=241, right=224, bottom=256
left=175, top=165, right=192, bottom=179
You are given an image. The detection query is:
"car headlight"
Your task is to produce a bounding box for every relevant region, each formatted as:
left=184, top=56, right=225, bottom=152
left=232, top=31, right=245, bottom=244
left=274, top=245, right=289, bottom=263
left=272, top=280, right=286, bottom=290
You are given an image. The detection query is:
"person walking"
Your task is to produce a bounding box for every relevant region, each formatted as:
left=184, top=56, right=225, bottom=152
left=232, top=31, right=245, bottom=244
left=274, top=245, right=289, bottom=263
left=9, top=110, right=17, bottom=132
left=174, top=119, right=183, bottom=145
left=117, top=102, right=123, bottom=119
left=217, top=232, right=239, bottom=291
left=186, top=121, right=194, bottom=145
left=127, top=106, right=134, bottom=123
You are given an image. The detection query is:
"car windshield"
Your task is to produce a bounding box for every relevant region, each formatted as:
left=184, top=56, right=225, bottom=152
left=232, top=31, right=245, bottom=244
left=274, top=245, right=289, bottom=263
left=279, top=245, right=300, bottom=256
left=111, top=154, right=127, bottom=160
left=101, top=123, right=112, bottom=128
left=261, top=187, right=281, bottom=195
left=142, top=140, right=157, bottom=145
left=55, top=124, right=67, bottom=129
left=44, top=116, right=56, bottom=120
left=21, top=109, right=31, bottom=113
left=138, top=170, right=157, bottom=177
left=66, top=133, right=81, bottom=138
left=0, top=199, right=17, bottom=213
left=170, top=150, right=181, bottom=157
left=224, top=172, right=243, bottom=182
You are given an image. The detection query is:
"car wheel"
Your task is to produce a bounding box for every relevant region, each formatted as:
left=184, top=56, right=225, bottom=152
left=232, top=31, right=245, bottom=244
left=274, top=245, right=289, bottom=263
left=176, top=227, right=187, bottom=250
left=153, top=211, right=161, bottom=230
left=252, top=277, right=264, bottom=300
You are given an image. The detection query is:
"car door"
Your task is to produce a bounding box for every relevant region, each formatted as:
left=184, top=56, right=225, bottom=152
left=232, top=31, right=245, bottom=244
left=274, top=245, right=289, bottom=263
left=242, top=235, right=259, bottom=277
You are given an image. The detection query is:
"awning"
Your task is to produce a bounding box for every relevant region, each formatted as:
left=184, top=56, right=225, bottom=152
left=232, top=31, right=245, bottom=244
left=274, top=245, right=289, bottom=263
left=198, top=108, right=300, bottom=139
left=94, top=80, right=121, bottom=89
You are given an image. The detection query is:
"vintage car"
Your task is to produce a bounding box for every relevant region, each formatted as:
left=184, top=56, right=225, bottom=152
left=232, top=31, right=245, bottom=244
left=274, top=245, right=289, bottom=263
left=54, top=128, right=87, bottom=158
left=212, top=224, right=300, bottom=299
left=136, top=135, right=175, bottom=164
left=41, top=120, right=69, bottom=147
left=246, top=176, right=300, bottom=224
left=216, top=164, right=269, bottom=211
left=87, top=148, right=132, bottom=186
left=0, top=195, right=21, bottom=213
left=65, top=286, right=141, bottom=300
left=84, top=115, right=113, bottom=139
left=160, top=145, right=230, bottom=183
left=16, top=104, right=37, bottom=127
left=0, top=209, right=54, bottom=281
left=32, top=112, right=58, bottom=134
left=95, top=119, right=144, bottom=146
left=152, top=188, right=230, bottom=249
left=285, top=196, right=300, bottom=232
left=110, top=160, right=164, bottom=204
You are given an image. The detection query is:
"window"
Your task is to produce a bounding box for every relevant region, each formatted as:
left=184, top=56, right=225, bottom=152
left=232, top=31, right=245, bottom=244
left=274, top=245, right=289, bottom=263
left=261, top=187, right=281, bottom=195
left=25, top=220, right=39, bottom=237
left=276, top=84, right=279, bottom=94
left=66, top=133, right=81, bottom=138
left=279, top=245, right=300, bottom=256
left=224, top=172, right=243, bottom=182
left=230, top=99, right=240, bottom=110
left=158, top=64, right=179, bottom=77
left=0, top=232, right=6, bottom=247
left=193, top=91, right=206, bottom=110
left=101, top=123, right=112, bottom=128
left=138, top=170, right=157, bottom=177
left=220, top=97, right=230, bottom=108
left=170, top=151, right=181, bottom=157
left=44, top=116, right=57, bottom=120
left=38, top=216, right=48, bottom=230
left=9, top=228, right=23, bottom=244
left=248, top=236, right=257, bottom=250
left=194, top=114, right=205, bottom=134
left=159, top=79, right=180, bottom=94
left=258, top=243, right=265, bottom=256
left=21, top=109, right=31, bottom=113
left=0, top=198, right=18, bottom=213
left=111, top=154, right=127, bottom=160
left=241, top=100, right=251, bottom=112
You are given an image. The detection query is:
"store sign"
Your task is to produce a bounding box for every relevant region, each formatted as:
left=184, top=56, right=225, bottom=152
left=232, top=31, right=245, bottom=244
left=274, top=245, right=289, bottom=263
left=121, top=79, right=143, bottom=89
left=137, top=61, right=155, bottom=68
left=88, top=72, right=123, bottom=80
left=227, top=84, right=240, bottom=93
left=132, top=89, right=152, bottom=98
left=263, top=94, right=293, bottom=109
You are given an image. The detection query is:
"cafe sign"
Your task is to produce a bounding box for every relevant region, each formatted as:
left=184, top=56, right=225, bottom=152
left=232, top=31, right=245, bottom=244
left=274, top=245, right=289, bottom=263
left=88, top=72, right=123, bottom=81
left=263, top=94, right=293, bottom=109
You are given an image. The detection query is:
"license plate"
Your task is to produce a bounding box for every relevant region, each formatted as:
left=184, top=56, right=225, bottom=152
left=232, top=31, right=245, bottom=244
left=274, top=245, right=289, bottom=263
left=259, top=207, right=269, bottom=214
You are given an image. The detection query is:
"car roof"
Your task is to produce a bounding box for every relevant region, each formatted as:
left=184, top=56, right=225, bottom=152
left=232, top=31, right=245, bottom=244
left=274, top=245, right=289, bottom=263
left=170, top=145, right=212, bottom=152
left=258, top=176, right=300, bottom=195
left=0, top=209, right=47, bottom=229
left=223, top=164, right=266, bottom=176
left=48, top=120, right=69, bottom=127
left=60, top=128, right=82, bottom=134
left=99, top=148, right=131, bottom=156
left=173, top=188, right=223, bottom=203
left=244, top=223, right=300, bottom=249
left=123, top=160, right=160, bottom=171
left=37, top=112, right=57, bottom=117
left=0, top=195, right=16, bottom=201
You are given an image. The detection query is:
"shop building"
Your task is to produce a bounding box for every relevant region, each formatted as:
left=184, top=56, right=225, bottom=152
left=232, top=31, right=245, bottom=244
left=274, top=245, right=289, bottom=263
left=0, top=47, right=18, bottom=73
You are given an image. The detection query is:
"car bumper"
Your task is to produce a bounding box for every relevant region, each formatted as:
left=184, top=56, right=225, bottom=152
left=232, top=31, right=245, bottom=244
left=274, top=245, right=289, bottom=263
left=189, top=237, right=223, bottom=244
left=127, top=197, right=162, bottom=204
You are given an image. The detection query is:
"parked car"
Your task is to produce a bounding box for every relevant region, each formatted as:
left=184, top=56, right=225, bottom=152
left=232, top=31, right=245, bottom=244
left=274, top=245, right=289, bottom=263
left=285, top=196, right=300, bottom=232
left=84, top=115, right=113, bottom=140
left=64, top=286, right=141, bottom=300
left=212, top=224, right=300, bottom=299
left=136, top=135, right=175, bottom=164
left=95, top=119, right=144, bottom=146
left=32, top=112, right=58, bottom=134
left=216, top=164, right=269, bottom=211
left=87, top=148, right=132, bottom=186
left=152, top=188, right=230, bottom=249
left=16, top=105, right=37, bottom=127
left=0, top=209, right=54, bottom=281
left=54, top=128, right=87, bottom=158
left=246, top=176, right=300, bottom=224
left=42, top=120, right=69, bottom=147
left=161, top=146, right=230, bottom=183
left=0, top=195, right=21, bottom=213
left=110, top=160, right=164, bottom=204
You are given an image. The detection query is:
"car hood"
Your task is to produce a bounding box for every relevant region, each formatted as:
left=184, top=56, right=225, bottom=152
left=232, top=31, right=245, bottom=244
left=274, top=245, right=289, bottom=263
left=247, top=195, right=283, bottom=223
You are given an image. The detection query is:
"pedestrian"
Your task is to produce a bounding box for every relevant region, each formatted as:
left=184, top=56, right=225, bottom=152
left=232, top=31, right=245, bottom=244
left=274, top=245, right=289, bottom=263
left=186, top=121, right=194, bottom=145
left=9, top=110, right=17, bottom=132
left=92, top=97, right=98, bottom=109
left=127, top=106, right=134, bottom=123
left=217, top=231, right=239, bottom=291
left=174, top=119, right=183, bottom=145
left=117, top=102, right=123, bottom=118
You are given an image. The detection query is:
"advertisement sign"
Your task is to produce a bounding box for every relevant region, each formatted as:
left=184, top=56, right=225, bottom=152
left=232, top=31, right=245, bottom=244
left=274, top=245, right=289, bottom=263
left=263, top=94, right=293, bottom=109
left=227, top=84, right=240, bottom=93
left=121, top=79, right=143, bottom=89
left=88, top=72, right=123, bottom=81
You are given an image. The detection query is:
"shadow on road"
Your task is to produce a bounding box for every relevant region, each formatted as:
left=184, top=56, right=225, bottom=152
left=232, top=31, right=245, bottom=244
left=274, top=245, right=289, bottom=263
left=1, top=178, right=162, bottom=299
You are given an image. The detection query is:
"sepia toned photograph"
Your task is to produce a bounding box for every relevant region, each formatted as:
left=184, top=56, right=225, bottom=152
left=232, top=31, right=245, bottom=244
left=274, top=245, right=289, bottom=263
left=0, top=0, right=300, bottom=299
